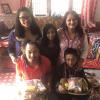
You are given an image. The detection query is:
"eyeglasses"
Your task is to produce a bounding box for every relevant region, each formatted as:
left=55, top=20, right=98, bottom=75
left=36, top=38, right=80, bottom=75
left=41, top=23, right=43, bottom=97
left=19, top=16, right=31, bottom=20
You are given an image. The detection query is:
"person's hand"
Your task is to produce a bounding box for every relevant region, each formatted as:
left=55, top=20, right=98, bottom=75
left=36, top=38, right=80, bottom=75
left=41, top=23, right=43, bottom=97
left=79, top=58, right=84, bottom=66
left=58, top=84, right=65, bottom=93
left=10, top=56, right=17, bottom=64
left=96, top=47, right=100, bottom=61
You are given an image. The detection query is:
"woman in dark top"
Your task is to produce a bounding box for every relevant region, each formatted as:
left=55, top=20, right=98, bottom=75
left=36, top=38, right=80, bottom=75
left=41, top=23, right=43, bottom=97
left=53, top=48, right=89, bottom=100
left=40, top=23, right=60, bottom=66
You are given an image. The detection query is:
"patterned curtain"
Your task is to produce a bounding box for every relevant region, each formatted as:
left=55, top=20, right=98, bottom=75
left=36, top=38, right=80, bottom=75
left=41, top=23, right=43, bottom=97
left=81, top=0, right=97, bottom=29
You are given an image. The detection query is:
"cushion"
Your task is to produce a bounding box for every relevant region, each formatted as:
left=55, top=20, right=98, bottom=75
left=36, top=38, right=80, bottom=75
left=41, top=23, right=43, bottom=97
left=87, top=32, right=100, bottom=59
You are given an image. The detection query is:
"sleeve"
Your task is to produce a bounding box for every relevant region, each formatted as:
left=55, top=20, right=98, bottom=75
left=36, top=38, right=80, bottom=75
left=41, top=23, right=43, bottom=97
left=41, top=57, right=52, bottom=90
left=53, top=65, right=63, bottom=88
left=78, top=68, right=86, bottom=78
left=44, top=56, right=52, bottom=74
left=7, top=30, right=16, bottom=57
left=81, top=33, right=89, bottom=59
left=16, top=58, right=23, bottom=81
left=57, top=28, right=63, bottom=41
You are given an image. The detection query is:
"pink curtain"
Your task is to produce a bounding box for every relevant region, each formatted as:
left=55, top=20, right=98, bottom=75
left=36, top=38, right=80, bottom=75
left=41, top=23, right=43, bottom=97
left=81, top=0, right=97, bottom=28
left=20, top=0, right=26, bottom=7
left=20, top=0, right=31, bottom=8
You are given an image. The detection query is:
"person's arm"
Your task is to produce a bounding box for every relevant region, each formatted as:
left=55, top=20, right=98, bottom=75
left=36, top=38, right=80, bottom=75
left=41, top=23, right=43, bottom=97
left=53, top=64, right=64, bottom=92
left=45, top=60, right=53, bottom=92
left=8, top=30, right=17, bottom=64
left=96, top=47, right=100, bottom=61
left=16, top=57, right=23, bottom=81
left=81, top=33, right=89, bottom=61
left=57, top=27, right=63, bottom=41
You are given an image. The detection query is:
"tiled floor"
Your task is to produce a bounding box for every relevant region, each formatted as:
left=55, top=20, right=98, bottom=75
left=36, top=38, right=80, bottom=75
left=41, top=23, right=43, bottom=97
left=0, top=69, right=17, bottom=100
left=0, top=71, right=16, bottom=85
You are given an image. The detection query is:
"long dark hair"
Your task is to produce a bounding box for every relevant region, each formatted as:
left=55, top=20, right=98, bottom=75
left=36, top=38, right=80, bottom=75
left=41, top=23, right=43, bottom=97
left=61, top=10, right=84, bottom=38
left=15, top=7, right=42, bottom=39
left=42, top=23, right=60, bottom=49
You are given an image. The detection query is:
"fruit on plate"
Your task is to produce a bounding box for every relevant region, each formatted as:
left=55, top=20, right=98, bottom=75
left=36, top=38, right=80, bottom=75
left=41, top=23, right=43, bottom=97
left=57, top=78, right=68, bottom=92
left=26, top=85, right=37, bottom=92
left=67, top=77, right=89, bottom=94
left=64, top=82, right=69, bottom=90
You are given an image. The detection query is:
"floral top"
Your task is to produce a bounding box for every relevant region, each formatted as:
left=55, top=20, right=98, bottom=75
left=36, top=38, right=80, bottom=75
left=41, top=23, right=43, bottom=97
left=58, top=28, right=88, bottom=63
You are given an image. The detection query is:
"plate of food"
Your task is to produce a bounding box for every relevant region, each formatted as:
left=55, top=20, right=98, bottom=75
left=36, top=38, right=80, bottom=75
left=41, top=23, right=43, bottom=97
left=18, top=79, right=47, bottom=99
left=66, top=77, right=89, bottom=95
left=26, top=79, right=46, bottom=93
left=56, top=78, right=69, bottom=94
left=18, top=79, right=47, bottom=94
left=58, top=77, right=89, bottom=95
left=68, top=91, right=90, bottom=96
left=57, top=77, right=90, bottom=95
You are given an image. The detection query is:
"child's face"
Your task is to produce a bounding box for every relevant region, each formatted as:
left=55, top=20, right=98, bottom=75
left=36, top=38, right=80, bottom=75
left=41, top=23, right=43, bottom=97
left=65, top=54, right=77, bottom=67
left=25, top=43, right=40, bottom=64
left=47, top=28, right=56, bottom=41
left=66, top=13, right=78, bottom=30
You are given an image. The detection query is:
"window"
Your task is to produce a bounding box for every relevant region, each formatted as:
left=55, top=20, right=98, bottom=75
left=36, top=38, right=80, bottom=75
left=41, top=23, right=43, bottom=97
left=72, top=0, right=83, bottom=14
left=32, top=0, right=47, bottom=16
left=51, top=0, right=70, bottom=16
left=32, top=0, right=83, bottom=16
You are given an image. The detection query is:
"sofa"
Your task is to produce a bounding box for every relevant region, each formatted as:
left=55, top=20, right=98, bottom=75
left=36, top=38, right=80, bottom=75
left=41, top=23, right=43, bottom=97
left=0, top=15, right=100, bottom=69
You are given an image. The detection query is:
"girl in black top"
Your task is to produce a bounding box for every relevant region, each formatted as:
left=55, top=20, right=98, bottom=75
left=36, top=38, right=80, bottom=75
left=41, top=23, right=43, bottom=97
left=40, top=23, right=60, bottom=66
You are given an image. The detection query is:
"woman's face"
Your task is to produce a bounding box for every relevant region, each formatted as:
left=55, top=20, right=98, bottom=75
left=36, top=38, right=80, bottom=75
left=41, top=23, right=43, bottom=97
left=46, top=28, right=56, bottom=41
left=19, top=11, right=31, bottom=28
left=66, top=13, right=78, bottom=30
left=25, top=44, right=40, bottom=64
left=65, top=54, right=77, bottom=67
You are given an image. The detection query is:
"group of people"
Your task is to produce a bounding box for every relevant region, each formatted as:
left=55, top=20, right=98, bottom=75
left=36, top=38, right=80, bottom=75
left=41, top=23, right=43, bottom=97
left=8, top=7, right=91, bottom=100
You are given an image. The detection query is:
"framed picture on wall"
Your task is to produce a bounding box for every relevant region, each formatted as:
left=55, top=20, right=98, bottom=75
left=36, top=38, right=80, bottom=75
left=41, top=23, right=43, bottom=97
left=1, top=3, right=12, bottom=14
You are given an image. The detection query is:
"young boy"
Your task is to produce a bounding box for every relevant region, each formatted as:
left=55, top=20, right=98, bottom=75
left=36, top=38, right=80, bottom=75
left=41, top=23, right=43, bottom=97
left=16, top=40, right=52, bottom=99
left=53, top=48, right=89, bottom=100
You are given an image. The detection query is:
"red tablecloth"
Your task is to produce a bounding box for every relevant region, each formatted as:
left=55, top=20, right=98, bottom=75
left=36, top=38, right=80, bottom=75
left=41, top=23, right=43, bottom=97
left=83, top=59, right=100, bottom=69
